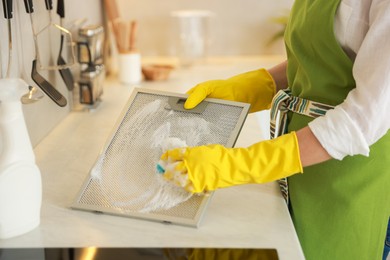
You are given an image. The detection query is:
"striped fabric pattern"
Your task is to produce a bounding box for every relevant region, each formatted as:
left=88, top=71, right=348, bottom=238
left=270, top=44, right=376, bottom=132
left=269, top=89, right=335, bottom=202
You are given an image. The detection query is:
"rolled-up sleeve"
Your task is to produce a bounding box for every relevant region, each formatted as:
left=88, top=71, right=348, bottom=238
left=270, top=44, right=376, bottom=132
left=308, top=0, right=390, bottom=160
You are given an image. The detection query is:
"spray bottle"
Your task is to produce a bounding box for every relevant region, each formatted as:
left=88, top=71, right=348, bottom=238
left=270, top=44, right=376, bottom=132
left=0, top=78, right=42, bottom=239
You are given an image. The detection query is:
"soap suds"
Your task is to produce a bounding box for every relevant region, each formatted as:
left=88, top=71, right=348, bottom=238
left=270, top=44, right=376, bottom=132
left=91, top=99, right=210, bottom=213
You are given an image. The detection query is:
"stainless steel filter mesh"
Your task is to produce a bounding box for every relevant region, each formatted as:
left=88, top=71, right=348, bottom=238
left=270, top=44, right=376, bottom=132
left=72, top=89, right=249, bottom=227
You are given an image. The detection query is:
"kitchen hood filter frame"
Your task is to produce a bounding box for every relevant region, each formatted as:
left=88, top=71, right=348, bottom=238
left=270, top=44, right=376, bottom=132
left=71, top=88, right=250, bottom=227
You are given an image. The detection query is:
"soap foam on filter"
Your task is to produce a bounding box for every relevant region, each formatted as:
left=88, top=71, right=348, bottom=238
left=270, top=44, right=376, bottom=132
left=91, top=99, right=210, bottom=213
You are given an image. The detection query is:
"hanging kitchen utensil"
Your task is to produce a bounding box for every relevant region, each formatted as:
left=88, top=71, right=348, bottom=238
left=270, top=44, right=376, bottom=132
left=24, top=0, right=67, bottom=107
left=72, top=88, right=250, bottom=227
left=34, top=0, right=75, bottom=71
left=11, top=0, right=44, bottom=104
left=0, top=0, right=43, bottom=104
left=55, top=0, right=74, bottom=90
left=2, top=0, right=13, bottom=78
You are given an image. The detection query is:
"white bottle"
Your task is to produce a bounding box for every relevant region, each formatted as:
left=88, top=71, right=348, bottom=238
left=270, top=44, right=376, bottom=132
left=0, top=78, right=42, bottom=239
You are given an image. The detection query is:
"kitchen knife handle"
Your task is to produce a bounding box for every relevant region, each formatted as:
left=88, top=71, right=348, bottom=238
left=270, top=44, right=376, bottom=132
left=44, top=0, right=53, bottom=10
left=23, top=0, right=33, bottom=14
left=2, top=0, right=13, bottom=19
left=57, top=0, right=64, bottom=18
left=167, top=97, right=207, bottom=114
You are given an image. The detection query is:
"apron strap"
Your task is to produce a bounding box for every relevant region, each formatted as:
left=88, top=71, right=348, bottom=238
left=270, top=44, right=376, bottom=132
left=269, top=89, right=335, bottom=202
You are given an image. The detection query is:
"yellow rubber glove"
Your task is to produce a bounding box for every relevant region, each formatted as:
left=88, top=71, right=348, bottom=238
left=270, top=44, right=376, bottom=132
left=184, top=69, right=276, bottom=113
left=157, top=132, right=303, bottom=193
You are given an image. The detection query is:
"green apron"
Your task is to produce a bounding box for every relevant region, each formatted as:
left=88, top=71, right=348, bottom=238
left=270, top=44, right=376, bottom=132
left=284, top=0, right=390, bottom=259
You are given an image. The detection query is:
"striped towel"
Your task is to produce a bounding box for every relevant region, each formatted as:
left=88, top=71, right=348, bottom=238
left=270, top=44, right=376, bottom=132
left=269, top=89, right=334, bottom=203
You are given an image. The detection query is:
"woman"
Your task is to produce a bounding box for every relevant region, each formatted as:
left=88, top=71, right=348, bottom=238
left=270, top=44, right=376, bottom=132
left=159, top=0, right=390, bottom=259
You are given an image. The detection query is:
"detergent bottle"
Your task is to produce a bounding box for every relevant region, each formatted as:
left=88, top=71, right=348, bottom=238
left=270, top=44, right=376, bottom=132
left=0, top=78, right=42, bottom=239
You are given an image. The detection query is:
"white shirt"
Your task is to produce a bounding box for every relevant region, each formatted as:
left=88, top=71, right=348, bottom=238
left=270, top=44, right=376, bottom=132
left=308, top=0, right=390, bottom=160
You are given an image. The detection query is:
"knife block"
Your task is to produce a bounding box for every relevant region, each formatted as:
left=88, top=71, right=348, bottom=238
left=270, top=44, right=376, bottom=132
left=0, top=79, right=42, bottom=239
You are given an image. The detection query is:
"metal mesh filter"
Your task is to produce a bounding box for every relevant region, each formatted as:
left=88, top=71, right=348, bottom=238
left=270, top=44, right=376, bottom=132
left=72, top=88, right=249, bottom=227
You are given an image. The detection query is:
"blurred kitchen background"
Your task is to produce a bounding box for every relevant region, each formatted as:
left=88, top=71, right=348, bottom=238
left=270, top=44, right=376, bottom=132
left=116, top=0, right=291, bottom=56
left=0, top=0, right=292, bottom=147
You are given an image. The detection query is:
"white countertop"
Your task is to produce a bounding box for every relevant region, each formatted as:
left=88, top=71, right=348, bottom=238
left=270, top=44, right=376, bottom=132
left=0, top=56, right=304, bottom=260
